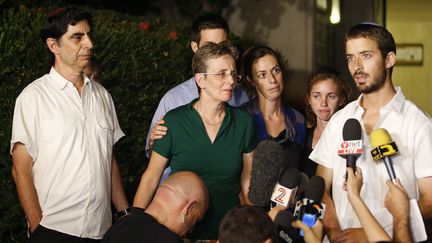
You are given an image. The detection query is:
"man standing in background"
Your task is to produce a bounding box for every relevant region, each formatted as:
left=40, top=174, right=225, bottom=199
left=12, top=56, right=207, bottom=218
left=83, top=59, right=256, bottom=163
left=11, top=7, right=129, bottom=242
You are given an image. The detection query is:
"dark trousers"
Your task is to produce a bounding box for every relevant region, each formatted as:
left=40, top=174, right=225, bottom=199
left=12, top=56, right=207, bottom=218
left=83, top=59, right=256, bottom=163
left=29, top=225, right=101, bottom=243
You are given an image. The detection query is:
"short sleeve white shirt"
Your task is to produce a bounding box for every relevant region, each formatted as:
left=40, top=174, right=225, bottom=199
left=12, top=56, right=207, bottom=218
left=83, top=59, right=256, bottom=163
left=11, top=67, right=125, bottom=239
left=309, top=87, right=432, bottom=232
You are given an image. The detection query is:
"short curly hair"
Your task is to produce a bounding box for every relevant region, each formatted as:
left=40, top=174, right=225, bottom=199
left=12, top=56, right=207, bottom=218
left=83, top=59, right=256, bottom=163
left=305, top=66, right=352, bottom=126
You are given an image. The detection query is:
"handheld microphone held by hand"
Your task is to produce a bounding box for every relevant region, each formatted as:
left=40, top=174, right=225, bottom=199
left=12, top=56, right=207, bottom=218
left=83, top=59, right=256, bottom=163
left=293, top=175, right=325, bottom=239
left=338, top=118, right=363, bottom=172
left=370, top=128, right=398, bottom=182
left=270, top=168, right=301, bottom=207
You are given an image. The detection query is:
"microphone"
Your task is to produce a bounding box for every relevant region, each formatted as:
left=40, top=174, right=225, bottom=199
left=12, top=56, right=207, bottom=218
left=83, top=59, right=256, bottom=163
left=298, top=172, right=310, bottom=195
left=248, top=139, right=285, bottom=207
left=370, top=128, right=398, bottom=182
left=288, top=172, right=310, bottom=211
left=338, top=118, right=363, bottom=173
left=274, top=210, right=295, bottom=243
left=270, top=168, right=301, bottom=207
left=293, top=175, right=325, bottom=239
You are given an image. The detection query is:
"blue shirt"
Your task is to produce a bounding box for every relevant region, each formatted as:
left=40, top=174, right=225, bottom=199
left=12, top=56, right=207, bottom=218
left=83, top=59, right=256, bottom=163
left=242, top=98, right=306, bottom=145
left=145, top=77, right=249, bottom=156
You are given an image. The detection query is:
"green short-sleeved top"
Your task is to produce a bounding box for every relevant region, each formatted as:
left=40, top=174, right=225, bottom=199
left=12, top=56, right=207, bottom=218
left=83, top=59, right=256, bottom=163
left=153, top=99, right=257, bottom=239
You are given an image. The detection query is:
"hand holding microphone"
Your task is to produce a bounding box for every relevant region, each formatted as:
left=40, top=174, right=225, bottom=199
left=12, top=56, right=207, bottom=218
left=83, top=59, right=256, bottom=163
left=274, top=175, right=325, bottom=243
left=293, top=175, right=326, bottom=239
left=344, top=167, right=363, bottom=201
left=291, top=219, right=323, bottom=243
left=274, top=210, right=323, bottom=243
left=369, top=128, right=398, bottom=183
left=384, top=179, right=410, bottom=220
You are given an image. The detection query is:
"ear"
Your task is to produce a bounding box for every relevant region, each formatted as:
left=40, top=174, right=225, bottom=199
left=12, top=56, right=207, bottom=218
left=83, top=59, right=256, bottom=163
left=185, top=200, right=198, bottom=215
left=46, top=38, right=60, bottom=55
left=306, top=94, right=312, bottom=105
left=263, top=238, right=272, bottom=243
left=191, top=41, right=199, bottom=53
left=195, top=73, right=206, bottom=89
left=385, top=51, right=396, bottom=69
left=338, top=96, right=346, bottom=107
left=181, top=200, right=198, bottom=220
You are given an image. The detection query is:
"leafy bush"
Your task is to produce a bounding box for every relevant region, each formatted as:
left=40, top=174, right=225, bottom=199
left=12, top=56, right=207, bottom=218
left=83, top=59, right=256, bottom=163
left=0, top=4, right=259, bottom=242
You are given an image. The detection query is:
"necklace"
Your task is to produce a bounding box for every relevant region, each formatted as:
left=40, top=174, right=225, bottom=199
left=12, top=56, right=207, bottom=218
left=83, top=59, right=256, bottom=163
left=195, top=102, right=224, bottom=126
left=203, top=119, right=223, bottom=126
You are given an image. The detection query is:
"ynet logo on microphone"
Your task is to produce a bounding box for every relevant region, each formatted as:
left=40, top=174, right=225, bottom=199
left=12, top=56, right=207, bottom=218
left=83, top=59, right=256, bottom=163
left=338, top=140, right=363, bottom=155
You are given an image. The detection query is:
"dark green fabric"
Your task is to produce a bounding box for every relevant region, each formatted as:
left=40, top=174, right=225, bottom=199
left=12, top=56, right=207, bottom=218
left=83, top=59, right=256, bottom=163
left=154, top=99, right=257, bottom=239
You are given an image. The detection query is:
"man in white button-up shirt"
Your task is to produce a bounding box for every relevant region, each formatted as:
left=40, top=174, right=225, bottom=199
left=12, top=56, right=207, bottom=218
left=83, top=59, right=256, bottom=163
left=11, top=7, right=129, bottom=242
left=310, top=23, right=432, bottom=242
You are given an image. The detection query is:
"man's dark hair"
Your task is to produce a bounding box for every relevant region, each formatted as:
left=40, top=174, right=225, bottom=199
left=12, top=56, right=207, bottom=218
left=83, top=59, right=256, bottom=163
left=345, top=23, right=396, bottom=74
left=191, top=14, right=229, bottom=44
left=40, top=7, right=92, bottom=43
left=218, top=205, right=277, bottom=243
left=40, top=7, right=92, bottom=65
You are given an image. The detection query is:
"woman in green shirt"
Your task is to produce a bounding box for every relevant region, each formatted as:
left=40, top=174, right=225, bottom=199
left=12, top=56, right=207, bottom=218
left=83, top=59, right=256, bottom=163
left=133, top=41, right=257, bottom=240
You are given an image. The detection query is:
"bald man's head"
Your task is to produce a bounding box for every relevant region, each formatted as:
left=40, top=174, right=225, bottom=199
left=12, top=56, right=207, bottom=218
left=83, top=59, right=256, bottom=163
left=146, top=171, right=208, bottom=236
left=162, top=171, right=209, bottom=214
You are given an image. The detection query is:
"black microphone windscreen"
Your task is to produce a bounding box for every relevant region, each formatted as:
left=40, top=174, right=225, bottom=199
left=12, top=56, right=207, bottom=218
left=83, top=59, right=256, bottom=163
left=298, top=172, right=310, bottom=195
left=342, top=118, right=362, bottom=140
left=279, top=168, right=301, bottom=189
left=274, top=210, right=294, bottom=228
left=304, top=176, right=325, bottom=203
left=280, top=141, right=302, bottom=169
left=248, top=139, right=285, bottom=206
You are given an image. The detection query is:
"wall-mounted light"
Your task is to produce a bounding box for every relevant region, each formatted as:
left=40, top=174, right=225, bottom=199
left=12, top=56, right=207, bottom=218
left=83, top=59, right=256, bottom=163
left=330, top=0, right=341, bottom=24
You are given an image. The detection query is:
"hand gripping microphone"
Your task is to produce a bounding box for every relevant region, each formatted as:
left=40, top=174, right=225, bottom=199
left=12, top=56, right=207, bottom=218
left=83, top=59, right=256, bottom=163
left=270, top=168, right=301, bottom=208
left=338, top=118, right=363, bottom=173
left=370, top=128, right=398, bottom=182
left=293, top=175, right=325, bottom=240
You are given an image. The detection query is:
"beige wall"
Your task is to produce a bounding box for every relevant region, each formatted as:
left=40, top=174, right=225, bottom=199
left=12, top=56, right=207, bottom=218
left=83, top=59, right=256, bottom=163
left=387, top=1, right=432, bottom=115
left=225, top=0, right=314, bottom=71
left=224, top=0, right=314, bottom=110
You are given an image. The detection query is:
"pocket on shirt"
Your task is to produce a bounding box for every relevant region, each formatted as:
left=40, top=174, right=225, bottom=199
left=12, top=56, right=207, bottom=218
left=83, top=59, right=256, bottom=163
left=96, top=115, right=113, bottom=130
left=95, top=115, right=114, bottom=148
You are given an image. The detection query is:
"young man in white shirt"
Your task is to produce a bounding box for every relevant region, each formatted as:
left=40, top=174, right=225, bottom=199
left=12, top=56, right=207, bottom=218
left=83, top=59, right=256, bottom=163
left=310, top=23, right=432, bottom=242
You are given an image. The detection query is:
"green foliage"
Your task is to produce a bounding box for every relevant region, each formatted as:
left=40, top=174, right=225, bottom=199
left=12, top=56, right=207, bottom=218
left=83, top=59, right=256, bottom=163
left=0, top=5, right=192, bottom=242
left=0, top=4, right=260, bottom=243
left=89, top=9, right=195, bottom=202
left=0, top=7, right=47, bottom=242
